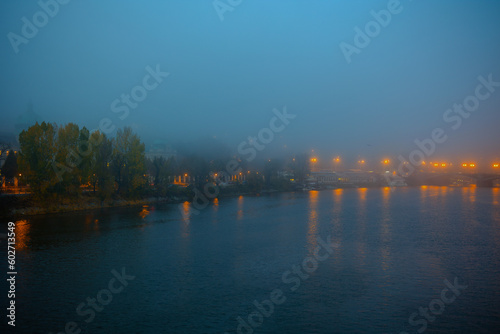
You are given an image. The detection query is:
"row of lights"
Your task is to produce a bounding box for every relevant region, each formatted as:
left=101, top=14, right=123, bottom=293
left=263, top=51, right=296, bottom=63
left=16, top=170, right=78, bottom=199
left=310, top=157, right=500, bottom=169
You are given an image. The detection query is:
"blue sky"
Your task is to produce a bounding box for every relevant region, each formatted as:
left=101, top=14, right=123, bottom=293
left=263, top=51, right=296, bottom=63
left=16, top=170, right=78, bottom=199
left=1, top=0, right=499, bottom=165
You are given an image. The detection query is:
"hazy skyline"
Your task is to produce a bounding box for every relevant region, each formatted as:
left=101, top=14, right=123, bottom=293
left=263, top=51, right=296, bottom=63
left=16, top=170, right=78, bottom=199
left=1, top=0, right=500, bottom=163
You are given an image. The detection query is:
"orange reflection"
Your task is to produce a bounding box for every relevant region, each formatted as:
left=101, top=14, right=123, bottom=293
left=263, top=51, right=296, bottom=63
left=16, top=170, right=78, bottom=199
left=181, top=201, right=191, bottom=224
left=380, top=187, right=392, bottom=271
left=333, top=188, right=343, bottom=214
left=461, top=186, right=476, bottom=204
left=139, top=205, right=150, bottom=219
left=13, top=220, right=30, bottom=250
left=492, top=189, right=500, bottom=233
left=420, top=185, right=429, bottom=207
left=307, top=191, right=319, bottom=253
left=237, top=195, right=244, bottom=220
left=493, top=187, right=499, bottom=206
left=358, top=187, right=367, bottom=203
left=428, top=186, right=440, bottom=198
left=212, top=197, right=219, bottom=218
left=356, top=188, right=367, bottom=267
left=330, top=188, right=344, bottom=266
left=382, top=187, right=391, bottom=203
left=440, top=186, right=448, bottom=196
left=181, top=202, right=191, bottom=238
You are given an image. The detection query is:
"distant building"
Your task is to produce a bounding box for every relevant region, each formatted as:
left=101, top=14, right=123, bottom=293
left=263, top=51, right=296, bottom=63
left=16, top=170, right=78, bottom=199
left=338, top=170, right=378, bottom=185
left=310, top=170, right=378, bottom=186
left=311, top=171, right=339, bottom=185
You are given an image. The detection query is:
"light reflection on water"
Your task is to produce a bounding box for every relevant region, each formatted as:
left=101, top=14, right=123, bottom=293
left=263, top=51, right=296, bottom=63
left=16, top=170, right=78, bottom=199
left=7, top=186, right=500, bottom=334
left=307, top=190, right=319, bottom=255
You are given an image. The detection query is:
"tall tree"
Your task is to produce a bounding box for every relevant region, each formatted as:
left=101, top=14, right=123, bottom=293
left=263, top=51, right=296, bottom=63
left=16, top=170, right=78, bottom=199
left=90, top=131, right=114, bottom=201
left=18, top=122, right=58, bottom=198
left=112, top=127, right=146, bottom=197
left=53, top=123, right=82, bottom=195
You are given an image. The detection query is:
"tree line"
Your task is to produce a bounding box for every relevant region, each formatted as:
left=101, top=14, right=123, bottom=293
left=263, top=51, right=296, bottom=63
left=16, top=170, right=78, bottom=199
left=13, top=122, right=148, bottom=201
left=1, top=122, right=311, bottom=203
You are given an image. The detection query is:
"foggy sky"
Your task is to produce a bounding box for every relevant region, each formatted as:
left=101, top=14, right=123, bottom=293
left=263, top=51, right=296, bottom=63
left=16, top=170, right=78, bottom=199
left=1, top=0, right=500, bottom=166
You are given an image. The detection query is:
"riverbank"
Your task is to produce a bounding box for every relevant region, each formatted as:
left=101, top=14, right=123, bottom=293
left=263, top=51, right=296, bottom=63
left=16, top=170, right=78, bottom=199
left=0, top=186, right=295, bottom=219
left=2, top=183, right=484, bottom=220
left=0, top=194, right=181, bottom=220
left=0, top=184, right=400, bottom=220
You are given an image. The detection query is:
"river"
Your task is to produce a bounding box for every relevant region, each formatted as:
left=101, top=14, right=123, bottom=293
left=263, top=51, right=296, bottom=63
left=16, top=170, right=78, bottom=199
left=3, top=186, right=500, bottom=333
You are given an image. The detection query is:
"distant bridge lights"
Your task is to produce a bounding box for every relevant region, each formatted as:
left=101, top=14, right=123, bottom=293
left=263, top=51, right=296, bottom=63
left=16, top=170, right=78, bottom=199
left=310, top=158, right=318, bottom=172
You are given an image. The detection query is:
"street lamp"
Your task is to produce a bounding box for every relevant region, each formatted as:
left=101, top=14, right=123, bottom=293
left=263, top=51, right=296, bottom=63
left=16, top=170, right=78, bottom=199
left=310, top=158, right=318, bottom=172
left=358, top=159, right=365, bottom=170
left=333, top=156, right=341, bottom=171
left=381, top=159, right=390, bottom=172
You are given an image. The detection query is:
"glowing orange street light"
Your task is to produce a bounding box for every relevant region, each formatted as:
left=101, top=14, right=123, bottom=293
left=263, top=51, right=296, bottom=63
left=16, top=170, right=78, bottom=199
left=433, top=163, right=439, bottom=167
left=469, top=163, right=476, bottom=168
left=334, top=156, right=341, bottom=163
left=493, top=164, right=499, bottom=168
left=441, top=163, right=446, bottom=167
left=462, top=163, right=468, bottom=167
left=310, top=158, right=318, bottom=163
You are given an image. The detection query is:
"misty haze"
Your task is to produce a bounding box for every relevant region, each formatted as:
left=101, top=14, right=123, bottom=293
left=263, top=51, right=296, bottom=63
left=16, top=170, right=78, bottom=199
left=1, top=1, right=499, bottom=333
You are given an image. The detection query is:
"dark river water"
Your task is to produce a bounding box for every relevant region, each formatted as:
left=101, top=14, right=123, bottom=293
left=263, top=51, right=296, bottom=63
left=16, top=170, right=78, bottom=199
left=2, top=186, right=500, bottom=333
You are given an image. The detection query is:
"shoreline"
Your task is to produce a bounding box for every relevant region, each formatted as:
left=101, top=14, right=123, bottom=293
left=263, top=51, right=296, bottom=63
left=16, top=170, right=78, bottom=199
left=1, top=184, right=489, bottom=221
left=1, top=196, right=177, bottom=221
